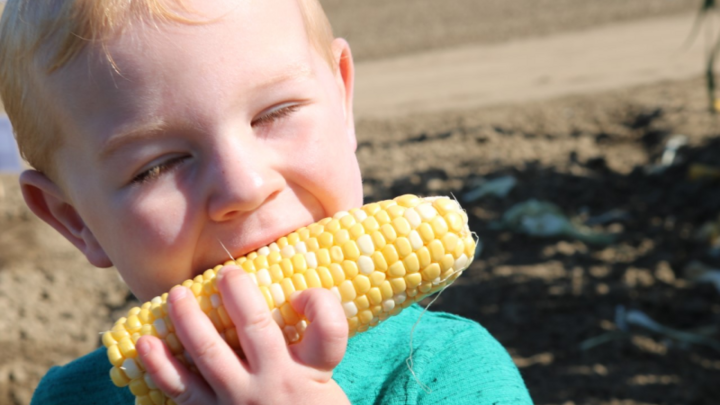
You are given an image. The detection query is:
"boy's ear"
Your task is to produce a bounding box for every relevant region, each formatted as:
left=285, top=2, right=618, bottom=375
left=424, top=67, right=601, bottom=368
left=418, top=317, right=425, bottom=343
left=331, top=38, right=356, bottom=148
left=18, top=170, right=113, bottom=268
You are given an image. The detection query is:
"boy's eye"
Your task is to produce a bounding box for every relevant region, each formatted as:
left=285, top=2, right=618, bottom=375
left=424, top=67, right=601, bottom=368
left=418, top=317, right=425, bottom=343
left=132, top=155, right=189, bottom=184
left=251, top=103, right=301, bottom=127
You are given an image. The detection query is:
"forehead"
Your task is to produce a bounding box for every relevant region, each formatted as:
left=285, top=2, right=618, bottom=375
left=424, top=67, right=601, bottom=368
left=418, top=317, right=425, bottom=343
left=42, top=0, right=316, bottom=133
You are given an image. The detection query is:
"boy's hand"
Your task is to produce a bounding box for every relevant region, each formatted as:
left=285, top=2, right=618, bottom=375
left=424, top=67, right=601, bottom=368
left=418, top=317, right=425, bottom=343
left=136, top=265, right=351, bottom=405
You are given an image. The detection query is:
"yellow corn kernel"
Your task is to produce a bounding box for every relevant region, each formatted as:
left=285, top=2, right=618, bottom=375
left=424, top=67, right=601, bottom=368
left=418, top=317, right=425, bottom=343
left=369, top=271, right=386, bottom=286
left=318, top=232, right=334, bottom=248
left=353, top=275, right=371, bottom=295
left=421, top=263, right=441, bottom=281
left=394, top=237, right=412, bottom=258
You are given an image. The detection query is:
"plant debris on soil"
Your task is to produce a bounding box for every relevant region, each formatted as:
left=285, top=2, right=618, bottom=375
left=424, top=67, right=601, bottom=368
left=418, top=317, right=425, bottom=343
left=2, top=78, right=720, bottom=405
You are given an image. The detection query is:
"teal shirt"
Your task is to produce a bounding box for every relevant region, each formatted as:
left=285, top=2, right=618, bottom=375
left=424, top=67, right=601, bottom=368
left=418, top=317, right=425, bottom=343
left=31, top=305, right=533, bottom=404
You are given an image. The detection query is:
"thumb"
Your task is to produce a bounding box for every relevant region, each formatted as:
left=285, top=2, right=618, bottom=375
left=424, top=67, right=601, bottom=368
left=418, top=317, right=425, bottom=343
left=288, top=288, right=348, bottom=371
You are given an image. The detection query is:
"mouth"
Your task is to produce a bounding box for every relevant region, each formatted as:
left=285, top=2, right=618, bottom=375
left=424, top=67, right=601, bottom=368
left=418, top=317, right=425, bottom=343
left=198, top=220, right=315, bottom=275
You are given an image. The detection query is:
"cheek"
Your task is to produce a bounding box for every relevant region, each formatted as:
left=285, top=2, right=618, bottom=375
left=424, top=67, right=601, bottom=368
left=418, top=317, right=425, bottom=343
left=283, top=113, right=363, bottom=213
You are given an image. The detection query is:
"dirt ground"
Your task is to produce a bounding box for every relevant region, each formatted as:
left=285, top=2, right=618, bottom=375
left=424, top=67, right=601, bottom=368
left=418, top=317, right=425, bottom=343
left=2, top=1, right=719, bottom=405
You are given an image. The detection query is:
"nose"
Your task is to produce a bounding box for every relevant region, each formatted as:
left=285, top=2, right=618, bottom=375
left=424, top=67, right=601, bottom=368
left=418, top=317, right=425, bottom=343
left=205, top=138, right=285, bottom=222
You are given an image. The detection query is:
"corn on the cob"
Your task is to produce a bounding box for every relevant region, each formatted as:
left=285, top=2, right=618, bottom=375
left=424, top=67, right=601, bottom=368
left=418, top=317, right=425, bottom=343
left=103, top=195, right=476, bottom=404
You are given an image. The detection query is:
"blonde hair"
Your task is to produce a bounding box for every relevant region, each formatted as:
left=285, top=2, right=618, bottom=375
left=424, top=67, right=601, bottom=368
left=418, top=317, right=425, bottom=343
left=0, top=0, right=335, bottom=180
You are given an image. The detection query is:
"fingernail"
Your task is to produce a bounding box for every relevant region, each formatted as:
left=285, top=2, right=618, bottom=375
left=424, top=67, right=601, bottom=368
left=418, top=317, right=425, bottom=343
left=217, top=265, right=242, bottom=282
left=136, top=338, right=150, bottom=357
left=168, top=286, right=188, bottom=303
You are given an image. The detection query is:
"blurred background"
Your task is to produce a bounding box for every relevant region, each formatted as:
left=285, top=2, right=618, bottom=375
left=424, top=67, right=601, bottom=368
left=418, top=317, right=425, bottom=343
left=2, top=1, right=720, bottom=404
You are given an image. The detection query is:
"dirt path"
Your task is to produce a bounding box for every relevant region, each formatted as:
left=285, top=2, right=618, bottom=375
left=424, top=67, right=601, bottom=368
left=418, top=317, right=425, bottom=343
left=354, top=13, right=710, bottom=118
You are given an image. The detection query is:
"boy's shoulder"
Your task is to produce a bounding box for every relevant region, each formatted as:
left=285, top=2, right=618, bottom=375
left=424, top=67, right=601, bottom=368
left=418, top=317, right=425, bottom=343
left=337, top=304, right=534, bottom=405
left=31, top=347, right=133, bottom=405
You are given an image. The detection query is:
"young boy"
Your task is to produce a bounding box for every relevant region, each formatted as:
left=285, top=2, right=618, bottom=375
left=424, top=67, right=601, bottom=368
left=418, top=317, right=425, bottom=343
left=0, top=0, right=533, bottom=403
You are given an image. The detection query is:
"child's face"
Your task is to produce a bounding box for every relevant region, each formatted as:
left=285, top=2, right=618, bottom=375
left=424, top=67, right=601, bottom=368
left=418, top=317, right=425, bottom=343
left=34, top=0, right=362, bottom=301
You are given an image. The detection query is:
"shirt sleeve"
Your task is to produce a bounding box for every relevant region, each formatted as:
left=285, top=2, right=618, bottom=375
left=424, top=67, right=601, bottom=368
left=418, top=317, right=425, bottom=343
left=411, top=314, right=534, bottom=405
left=31, top=348, right=133, bottom=405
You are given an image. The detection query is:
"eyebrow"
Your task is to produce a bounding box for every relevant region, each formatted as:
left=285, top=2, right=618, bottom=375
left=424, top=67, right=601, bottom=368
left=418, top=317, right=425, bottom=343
left=252, top=63, right=314, bottom=91
left=99, top=119, right=168, bottom=160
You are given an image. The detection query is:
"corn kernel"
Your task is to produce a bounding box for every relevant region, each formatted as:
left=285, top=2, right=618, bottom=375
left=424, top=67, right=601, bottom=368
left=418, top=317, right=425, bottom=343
left=379, top=281, right=394, bottom=300
left=281, top=278, right=296, bottom=299
left=316, top=249, right=331, bottom=267
left=394, top=237, right=412, bottom=258
left=329, top=263, right=345, bottom=285
left=341, top=260, right=359, bottom=279
left=110, top=366, right=130, bottom=387
left=395, top=194, right=420, bottom=207
left=380, top=223, right=397, bottom=243
left=388, top=261, right=406, bottom=278
left=370, top=231, right=386, bottom=250
left=355, top=295, right=370, bottom=310
left=358, top=309, right=374, bottom=324
left=330, top=246, right=344, bottom=263
left=390, top=277, right=407, bottom=294
left=367, top=287, right=382, bottom=305
left=129, top=379, right=150, bottom=396
left=304, top=269, right=322, bottom=288
left=421, top=263, right=441, bottom=281
left=371, top=251, right=388, bottom=271
left=280, top=303, right=301, bottom=325
left=339, top=280, right=357, bottom=302
left=440, top=254, right=455, bottom=272
left=342, top=240, right=361, bottom=261
left=403, top=253, right=420, bottom=274
left=374, top=209, right=391, bottom=225
left=317, top=266, right=334, bottom=288
left=430, top=216, right=449, bottom=237
left=405, top=273, right=423, bottom=289
left=428, top=240, right=445, bottom=262
left=331, top=234, right=350, bottom=253
left=381, top=244, right=399, bottom=264
left=318, top=232, right=334, bottom=248
left=353, top=275, right=371, bottom=295
left=369, top=271, right=386, bottom=286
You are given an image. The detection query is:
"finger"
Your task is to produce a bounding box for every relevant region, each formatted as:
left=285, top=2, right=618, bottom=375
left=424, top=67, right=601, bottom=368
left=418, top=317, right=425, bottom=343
left=288, top=288, right=348, bottom=372
left=216, top=265, right=289, bottom=371
left=166, top=285, right=246, bottom=398
left=136, top=335, right=215, bottom=405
